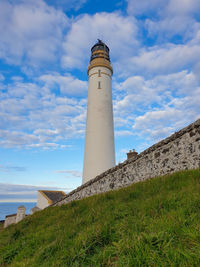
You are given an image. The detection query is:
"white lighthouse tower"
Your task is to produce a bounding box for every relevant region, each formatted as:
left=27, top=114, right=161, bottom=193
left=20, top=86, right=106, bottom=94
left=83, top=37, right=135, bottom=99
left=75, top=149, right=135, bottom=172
left=82, top=40, right=115, bottom=184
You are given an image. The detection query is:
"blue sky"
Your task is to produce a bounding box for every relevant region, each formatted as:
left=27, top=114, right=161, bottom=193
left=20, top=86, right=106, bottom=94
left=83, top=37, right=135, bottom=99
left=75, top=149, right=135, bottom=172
left=0, top=0, right=200, bottom=202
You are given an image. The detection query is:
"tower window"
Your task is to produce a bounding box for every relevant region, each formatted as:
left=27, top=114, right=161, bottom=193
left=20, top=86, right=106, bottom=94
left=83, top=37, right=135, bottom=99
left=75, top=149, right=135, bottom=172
left=98, top=81, right=101, bottom=89
left=98, top=70, right=101, bottom=77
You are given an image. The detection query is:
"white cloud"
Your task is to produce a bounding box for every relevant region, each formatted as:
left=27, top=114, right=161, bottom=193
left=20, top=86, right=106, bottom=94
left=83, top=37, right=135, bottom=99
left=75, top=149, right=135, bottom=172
left=0, top=73, right=5, bottom=81
left=27, top=142, right=66, bottom=150
left=166, top=0, right=200, bottom=16
left=127, top=0, right=200, bottom=18
left=131, top=91, right=200, bottom=142
left=127, top=0, right=200, bottom=43
left=127, top=0, right=166, bottom=16
left=1, top=65, right=198, bottom=150
left=56, top=170, right=82, bottom=177
left=45, top=0, right=87, bottom=11
left=114, top=117, right=130, bottom=127
left=0, top=0, right=199, bottom=153
left=0, top=73, right=5, bottom=90
left=120, top=1, right=200, bottom=80
left=0, top=76, right=87, bottom=149
left=0, top=0, right=68, bottom=67
left=0, top=182, right=71, bottom=203
left=0, top=164, right=26, bottom=172
left=115, top=130, right=133, bottom=137
left=0, top=199, right=36, bottom=203
left=132, top=108, right=186, bottom=141
left=39, top=73, right=87, bottom=96
left=115, top=70, right=197, bottom=98
left=126, top=42, right=200, bottom=76
left=152, top=71, right=198, bottom=95
left=113, top=69, right=200, bottom=142
left=114, top=75, right=162, bottom=116
left=146, top=16, right=200, bottom=41
left=62, top=12, right=138, bottom=70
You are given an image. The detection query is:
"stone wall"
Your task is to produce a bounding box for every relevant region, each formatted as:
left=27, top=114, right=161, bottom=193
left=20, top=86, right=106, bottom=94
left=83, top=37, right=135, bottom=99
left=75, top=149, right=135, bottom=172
left=4, top=205, right=26, bottom=228
left=54, top=118, right=200, bottom=207
left=4, top=214, right=16, bottom=228
left=16, top=206, right=26, bottom=223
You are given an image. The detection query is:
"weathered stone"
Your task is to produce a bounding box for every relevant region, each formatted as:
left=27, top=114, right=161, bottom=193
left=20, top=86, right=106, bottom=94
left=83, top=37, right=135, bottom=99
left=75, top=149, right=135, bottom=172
left=190, top=131, right=196, bottom=137
left=155, top=152, right=160, bottom=158
left=16, top=206, right=26, bottom=223
left=162, top=148, right=169, bottom=154
left=53, top=118, right=200, bottom=207
left=4, top=214, right=16, bottom=228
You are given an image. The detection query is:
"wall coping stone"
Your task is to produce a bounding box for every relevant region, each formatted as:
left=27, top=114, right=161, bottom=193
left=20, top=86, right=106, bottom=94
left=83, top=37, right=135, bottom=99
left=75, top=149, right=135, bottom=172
left=53, top=118, right=200, bottom=206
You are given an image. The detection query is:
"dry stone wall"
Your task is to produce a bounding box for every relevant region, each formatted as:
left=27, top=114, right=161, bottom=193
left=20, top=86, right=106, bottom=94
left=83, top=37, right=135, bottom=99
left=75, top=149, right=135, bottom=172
left=4, top=214, right=17, bottom=228
left=54, top=119, right=200, bottom=207
left=4, top=206, right=26, bottom=228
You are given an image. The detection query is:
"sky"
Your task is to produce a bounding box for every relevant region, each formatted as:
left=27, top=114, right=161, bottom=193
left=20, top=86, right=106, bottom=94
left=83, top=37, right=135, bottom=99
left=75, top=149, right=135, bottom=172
left=0, top=0, right=200, bottom=202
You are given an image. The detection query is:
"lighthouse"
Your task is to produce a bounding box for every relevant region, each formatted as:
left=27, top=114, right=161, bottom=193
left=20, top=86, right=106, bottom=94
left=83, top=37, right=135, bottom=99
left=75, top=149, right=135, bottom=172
left=82, top=39, right=115, bottom=184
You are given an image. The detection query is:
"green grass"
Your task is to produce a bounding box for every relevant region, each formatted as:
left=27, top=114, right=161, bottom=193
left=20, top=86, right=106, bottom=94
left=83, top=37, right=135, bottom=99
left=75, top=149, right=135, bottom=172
left=0, top=223, right=3, bottom=232
left=1, top=169, right=200, bottom=266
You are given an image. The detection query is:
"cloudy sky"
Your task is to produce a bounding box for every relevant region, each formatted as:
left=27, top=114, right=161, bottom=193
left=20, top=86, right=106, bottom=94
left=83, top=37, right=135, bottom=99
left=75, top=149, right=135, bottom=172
left=0, top=0, right=199, bottom=202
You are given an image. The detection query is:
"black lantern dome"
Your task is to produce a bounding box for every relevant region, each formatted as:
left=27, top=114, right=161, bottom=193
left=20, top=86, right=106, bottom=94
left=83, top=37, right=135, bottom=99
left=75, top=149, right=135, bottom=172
left=90, top=39, right=110, bottom=62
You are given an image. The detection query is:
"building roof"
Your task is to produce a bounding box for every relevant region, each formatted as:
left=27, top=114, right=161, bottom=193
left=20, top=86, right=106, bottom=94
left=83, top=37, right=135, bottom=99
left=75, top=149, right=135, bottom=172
left=5, top=213, right=17, bottom=218
left=38, top=190, right=66, bottom=205
left=30, top=206, right=41, bottom=214
left=18, top=205, right=25, bottom=209
left=31, top=206, right=40, bottom=212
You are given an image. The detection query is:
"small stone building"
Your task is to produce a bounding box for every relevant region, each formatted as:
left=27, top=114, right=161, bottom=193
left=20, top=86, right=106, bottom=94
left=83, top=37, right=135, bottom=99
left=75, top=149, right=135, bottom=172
left=30, top=190, right=66, bottom=214
left=4, top=214, right=16, bottom=228
left=4, top=205, right=26, bottom=228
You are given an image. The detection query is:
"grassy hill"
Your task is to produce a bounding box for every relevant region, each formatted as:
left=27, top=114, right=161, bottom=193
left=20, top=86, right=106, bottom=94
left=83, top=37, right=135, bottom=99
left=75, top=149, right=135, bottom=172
left=1, top=169, right=200, bottom=266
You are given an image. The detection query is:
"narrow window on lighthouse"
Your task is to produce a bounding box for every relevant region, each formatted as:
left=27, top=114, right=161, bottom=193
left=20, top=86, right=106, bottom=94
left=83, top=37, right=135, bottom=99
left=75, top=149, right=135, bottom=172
left=98, top=69, right=101, bottom=77
left=98, top=81, right=101, bottom=89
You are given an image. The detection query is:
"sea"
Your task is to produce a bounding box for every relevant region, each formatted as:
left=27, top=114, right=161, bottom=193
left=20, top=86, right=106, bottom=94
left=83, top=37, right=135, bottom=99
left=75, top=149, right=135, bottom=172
left=0, top=202, right=36, bottom=221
